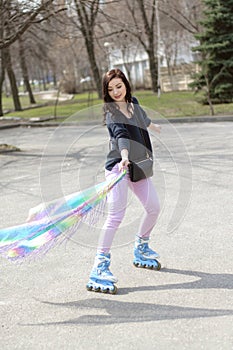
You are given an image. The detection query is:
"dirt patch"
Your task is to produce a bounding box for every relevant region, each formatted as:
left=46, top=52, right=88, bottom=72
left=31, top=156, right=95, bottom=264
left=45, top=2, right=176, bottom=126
left=0, top=144, right=21, bottom=153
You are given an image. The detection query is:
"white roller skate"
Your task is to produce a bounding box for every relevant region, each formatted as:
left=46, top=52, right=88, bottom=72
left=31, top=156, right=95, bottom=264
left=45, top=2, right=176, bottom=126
left=86, top=253, right=118, bottom=294
left=133, top=237, right=161, bottom=270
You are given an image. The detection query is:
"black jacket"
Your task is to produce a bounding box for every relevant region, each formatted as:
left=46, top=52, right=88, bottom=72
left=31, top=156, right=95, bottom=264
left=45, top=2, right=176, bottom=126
left=105, top=97, right=152, bottom=171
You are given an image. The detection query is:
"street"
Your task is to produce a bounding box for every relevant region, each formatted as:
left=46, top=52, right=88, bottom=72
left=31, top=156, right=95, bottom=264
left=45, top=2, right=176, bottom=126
left=0, top=121, right=233, bottom=349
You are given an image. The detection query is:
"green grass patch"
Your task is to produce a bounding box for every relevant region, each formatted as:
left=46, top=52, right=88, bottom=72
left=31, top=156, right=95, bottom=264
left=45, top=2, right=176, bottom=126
left=3, top=90, right=233, bottom=120
left=3, top=95, right=46, bottom=111
left=3, top=91, right=102, bottom=120
left=134, top=90, right=233, bottom=118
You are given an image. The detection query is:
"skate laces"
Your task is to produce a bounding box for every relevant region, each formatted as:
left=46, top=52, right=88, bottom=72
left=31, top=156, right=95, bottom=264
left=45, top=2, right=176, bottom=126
left=136, top=239, right=159, bottom=258
left=135, top=237, right=149, bottom=252
left=95, top=254, right=113, bottom=275
left=90, top=253, right=118, bottom=283
left=138, top=242, right=151, bottom=254
left=98, top=258, right=110, bottom=271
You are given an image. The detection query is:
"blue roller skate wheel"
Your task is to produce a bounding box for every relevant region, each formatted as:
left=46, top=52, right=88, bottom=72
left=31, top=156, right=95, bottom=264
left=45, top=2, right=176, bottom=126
left=133, top=258, right=161, bottom=270
left=86, top=279, right=117, bottom=294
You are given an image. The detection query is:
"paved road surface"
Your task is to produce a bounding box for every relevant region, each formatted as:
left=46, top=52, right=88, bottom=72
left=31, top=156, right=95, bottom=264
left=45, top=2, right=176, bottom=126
left=0, top=121, right=232, bottom=349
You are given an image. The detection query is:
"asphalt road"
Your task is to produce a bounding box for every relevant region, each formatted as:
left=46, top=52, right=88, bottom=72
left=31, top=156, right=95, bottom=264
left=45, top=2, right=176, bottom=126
left=0, top=121, right=233, bottom=349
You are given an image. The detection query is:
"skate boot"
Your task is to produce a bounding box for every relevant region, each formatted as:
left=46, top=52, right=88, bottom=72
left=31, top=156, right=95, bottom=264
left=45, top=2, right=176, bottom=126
left=86, top=253, right=118, bottom=294
left=133, top=237, right=161, bottom=270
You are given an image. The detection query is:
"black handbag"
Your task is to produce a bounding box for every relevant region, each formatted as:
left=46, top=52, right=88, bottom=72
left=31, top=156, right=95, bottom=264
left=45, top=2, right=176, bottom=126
left=128, top=107, right=154, bottom=182
left=129, top=156, right=153, bottom=182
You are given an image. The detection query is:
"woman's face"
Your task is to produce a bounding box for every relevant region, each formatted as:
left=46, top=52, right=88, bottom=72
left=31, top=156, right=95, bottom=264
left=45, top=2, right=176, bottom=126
left=108, top=78, right=127, bottom=102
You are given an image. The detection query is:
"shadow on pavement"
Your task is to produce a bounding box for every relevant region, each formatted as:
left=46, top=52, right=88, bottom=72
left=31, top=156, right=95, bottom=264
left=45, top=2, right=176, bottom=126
left=24, top=298, right=233, bottom=327
left=22, top=268, right=233, bottom=327
left=119, top=267, right=233, bottom=294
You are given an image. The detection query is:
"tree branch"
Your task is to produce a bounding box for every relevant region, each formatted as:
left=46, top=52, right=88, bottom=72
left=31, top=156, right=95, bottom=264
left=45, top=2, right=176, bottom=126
left=0, top=0, right=56, bottom=49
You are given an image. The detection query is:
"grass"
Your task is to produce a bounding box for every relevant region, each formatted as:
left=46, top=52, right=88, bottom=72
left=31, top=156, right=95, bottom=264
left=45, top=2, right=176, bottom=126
left=3, top=91, right=102, bottom=120
left=134, top=90, right=233, bottom=118
left=2, top=89, right=233, bottom=121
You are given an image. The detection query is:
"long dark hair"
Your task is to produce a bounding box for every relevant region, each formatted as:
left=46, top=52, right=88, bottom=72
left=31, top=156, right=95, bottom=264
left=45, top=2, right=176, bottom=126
left=102, top=68, right=132, bottom=123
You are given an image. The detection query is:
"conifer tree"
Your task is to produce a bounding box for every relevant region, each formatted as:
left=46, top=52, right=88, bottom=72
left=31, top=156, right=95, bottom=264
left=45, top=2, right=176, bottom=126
left=192, top=0, right=233, bottom=105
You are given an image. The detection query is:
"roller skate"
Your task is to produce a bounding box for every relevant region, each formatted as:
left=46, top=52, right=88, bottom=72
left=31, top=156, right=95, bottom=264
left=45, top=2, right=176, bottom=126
left=133, top=237, right=161, bottom=270
left=86, top=253, right=118, bottom=294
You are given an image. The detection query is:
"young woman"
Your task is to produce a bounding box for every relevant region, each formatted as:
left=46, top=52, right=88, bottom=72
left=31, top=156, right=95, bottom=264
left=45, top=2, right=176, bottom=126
left=86, top=69, right=161, bottom=294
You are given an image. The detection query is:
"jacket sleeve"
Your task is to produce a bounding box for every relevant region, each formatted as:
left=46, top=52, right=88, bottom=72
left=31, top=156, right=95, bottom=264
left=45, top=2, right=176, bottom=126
left=106, top=114, right=130, bottom=152
left=139, top=106, right=151, bottom=127
left=132, top=96, right=151, bottom=127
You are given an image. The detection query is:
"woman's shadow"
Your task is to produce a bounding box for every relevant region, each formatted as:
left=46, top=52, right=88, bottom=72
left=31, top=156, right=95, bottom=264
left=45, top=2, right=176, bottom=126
left=24, top=268, right=233, bottom=327
left=119, top=267, right=233, bottom=294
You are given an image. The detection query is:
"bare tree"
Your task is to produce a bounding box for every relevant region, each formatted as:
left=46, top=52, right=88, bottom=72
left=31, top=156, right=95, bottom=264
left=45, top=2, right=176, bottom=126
left=0, top=0, right=60, bottom=50
left=0, top=0, right=66, bottom=115
left=124, top=0, right=158, bottom=92
left=159, top=13, right=194, bottom=91
left=18, top=36, right=36, bottom=104
left=2, top=1, right=22, bottom=111
left=5, top=45, right=22, bottom=111
left=0, top=50, right=6, bottom=115
left=95, top=0, right=202, bottom=92
left=71, top=0, right=102, bottom=98
left=0, top=0, right=6, bottom=115
left=0, top=0, right=206, bottom=117
left=100, top=0, right=159, bottom=92
left=159, top=0, right=203, bottom=35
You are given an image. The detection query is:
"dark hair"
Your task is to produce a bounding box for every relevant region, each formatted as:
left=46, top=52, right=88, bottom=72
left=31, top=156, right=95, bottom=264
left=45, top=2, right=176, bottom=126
left=102, top=68, right=132, bottom=122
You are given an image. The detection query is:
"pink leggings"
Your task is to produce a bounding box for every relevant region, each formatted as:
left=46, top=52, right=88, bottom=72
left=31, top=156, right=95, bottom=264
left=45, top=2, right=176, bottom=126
left=97, top=164, right=160, bottom=254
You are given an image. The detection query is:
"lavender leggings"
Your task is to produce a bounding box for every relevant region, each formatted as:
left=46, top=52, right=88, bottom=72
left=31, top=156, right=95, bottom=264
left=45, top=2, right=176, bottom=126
left=97, top=164, right=160, bottom=254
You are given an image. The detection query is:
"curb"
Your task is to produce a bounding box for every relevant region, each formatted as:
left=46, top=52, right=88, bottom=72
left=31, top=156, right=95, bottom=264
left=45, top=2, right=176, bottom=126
left=0, top=123, right=22, bottom=129
left=0, top=115, right=233, bottom=130
left=159, top=115, right=233, bottom=123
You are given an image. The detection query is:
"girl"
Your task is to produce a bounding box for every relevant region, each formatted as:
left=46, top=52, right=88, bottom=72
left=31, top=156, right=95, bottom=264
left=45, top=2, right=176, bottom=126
left=86, top=69, right=161, bottom=294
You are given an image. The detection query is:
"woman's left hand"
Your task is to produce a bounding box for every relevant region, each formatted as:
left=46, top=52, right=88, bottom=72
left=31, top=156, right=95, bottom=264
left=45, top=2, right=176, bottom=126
left=118, top=158, right=130, bottom=171
left=149, top=122, right=161, bottom=134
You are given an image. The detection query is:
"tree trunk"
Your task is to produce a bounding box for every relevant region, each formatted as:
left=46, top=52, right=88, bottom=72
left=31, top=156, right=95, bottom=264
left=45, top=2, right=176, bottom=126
left=5, top=47, right=22, bottom=111
left=0, top=49, right=5, bottom=116
left=147, top=49, right=158, bottom=93
left=42, top=75, right=47, bottom=91
left=74, top=0, right=102, bottom=99
left=53, top=70, right=57, bottom=89
left=121, top=47, right=134, bottom=88
left=205, top=73, right=215, bottom=116
left=85, top=39, right=102, bottom=99
left=0, top=0, right=5, bottom=116
left=130, top=0, right=158, bottom=93
left=19, top=37, right=36, bottom=104
left=124, top=63, right=133, bottom=89
left=166, top=60, right=176, bottom=91
left=0, top=67, right=5, bottom=116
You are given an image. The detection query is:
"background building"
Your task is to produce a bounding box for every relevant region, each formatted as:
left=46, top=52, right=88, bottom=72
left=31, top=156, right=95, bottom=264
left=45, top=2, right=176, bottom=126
left=106, top=40, right=199, bottom=91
